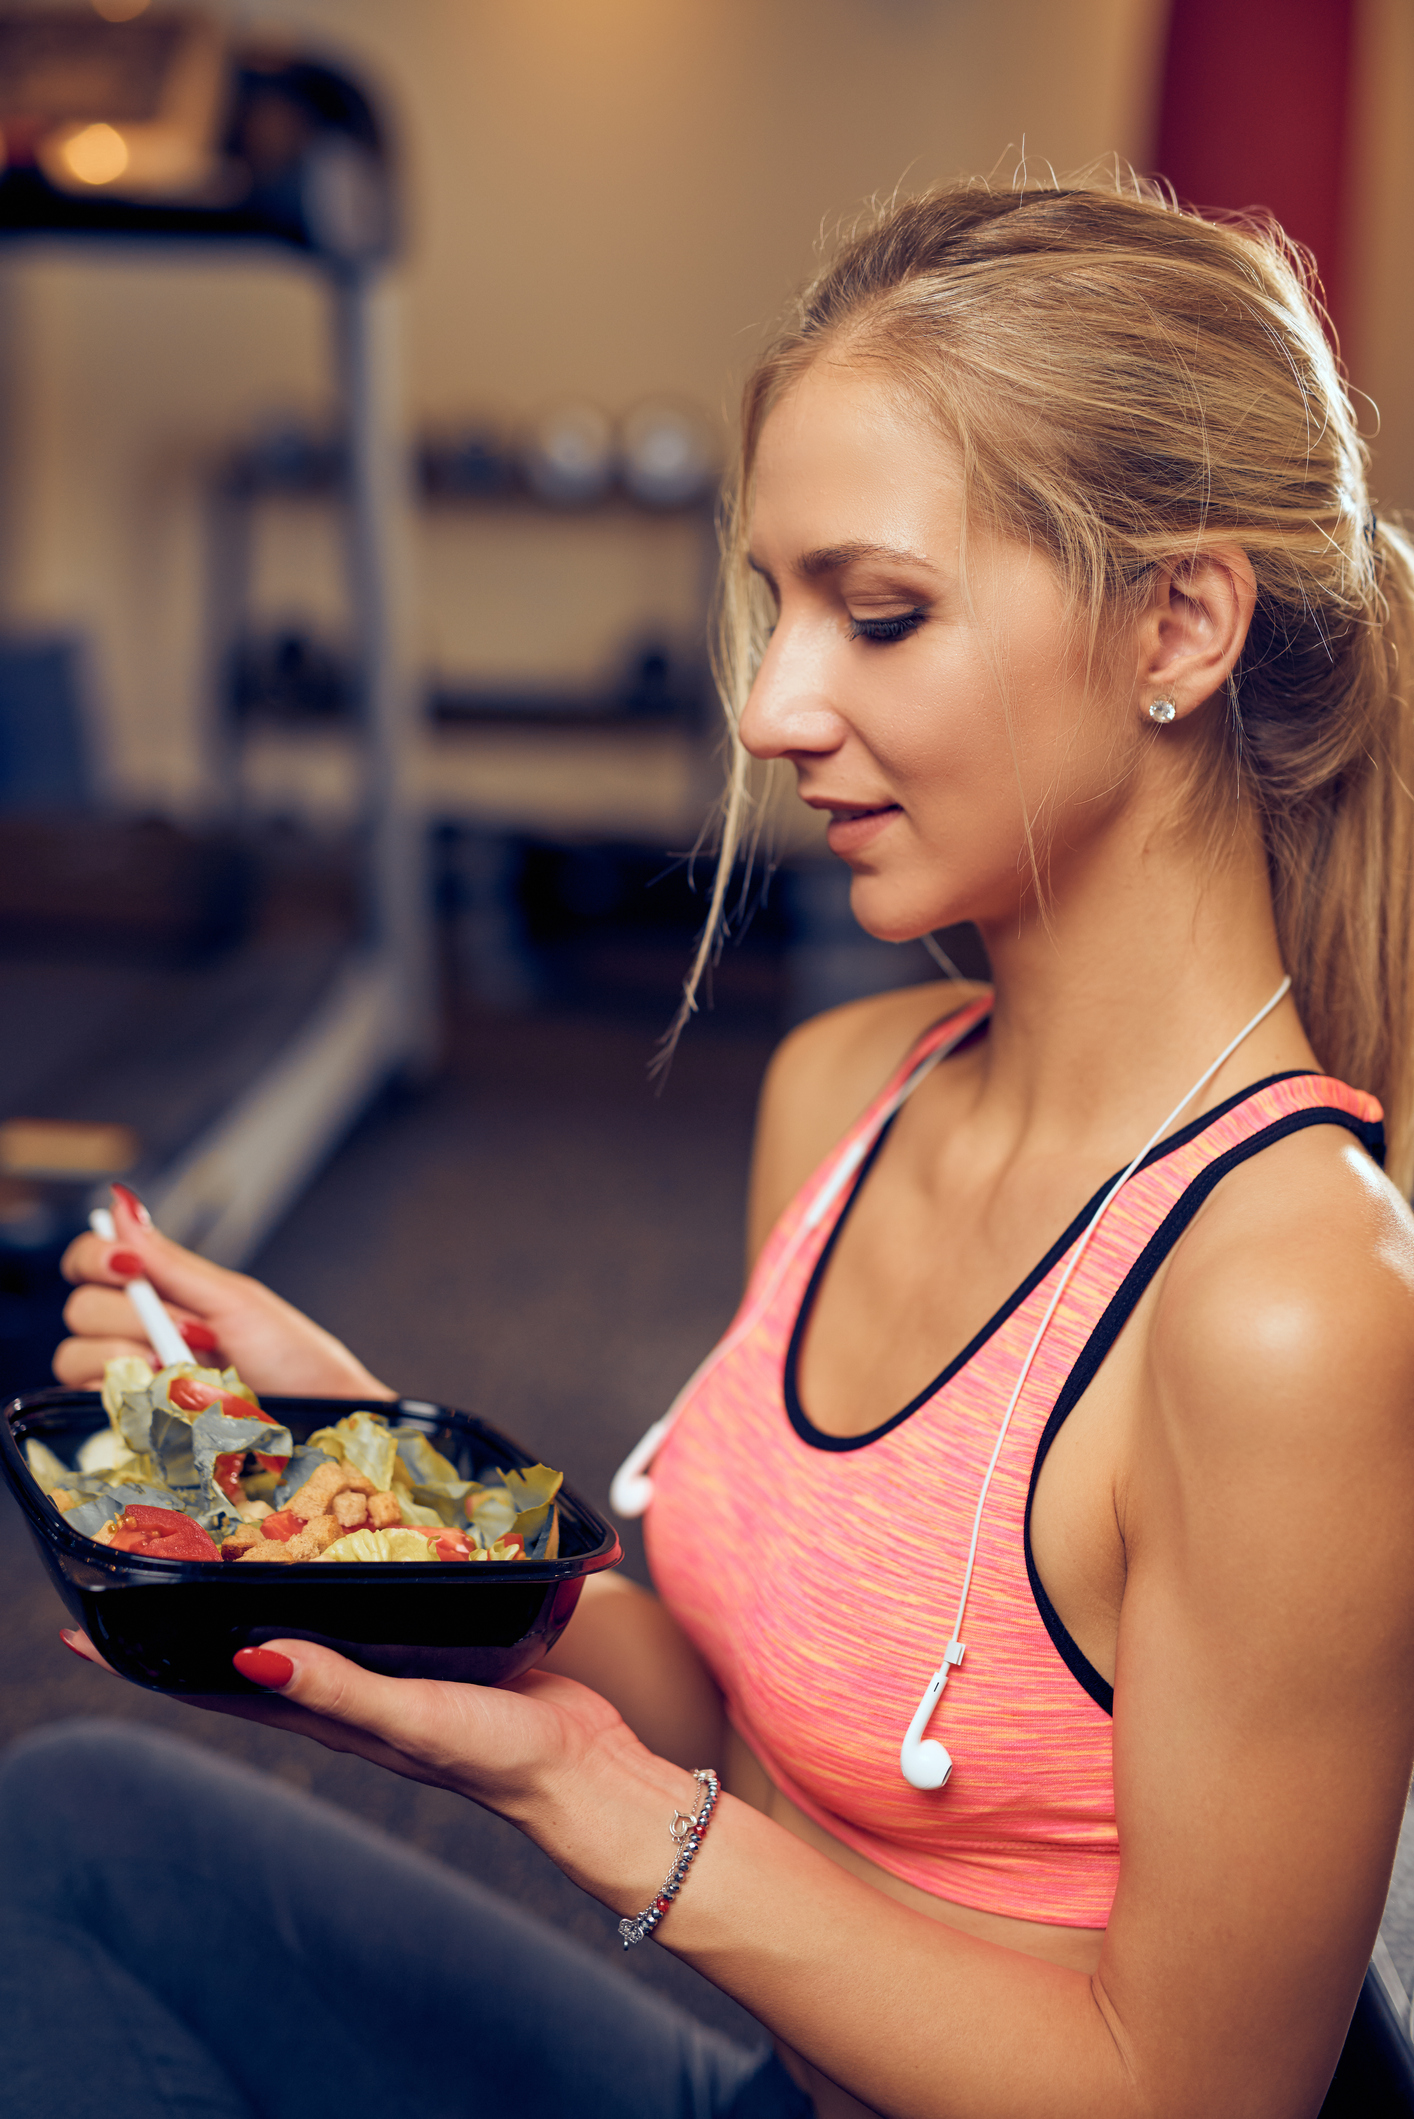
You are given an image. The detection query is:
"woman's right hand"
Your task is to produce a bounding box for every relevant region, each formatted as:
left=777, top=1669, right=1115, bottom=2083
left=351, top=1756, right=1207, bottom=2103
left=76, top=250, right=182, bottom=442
left=54, top=1184, right=396, bottom=1402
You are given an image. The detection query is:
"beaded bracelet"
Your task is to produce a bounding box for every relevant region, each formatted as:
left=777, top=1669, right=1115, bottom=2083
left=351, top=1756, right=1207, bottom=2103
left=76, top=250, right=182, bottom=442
left=618, top=1768, right=719, bottom=1948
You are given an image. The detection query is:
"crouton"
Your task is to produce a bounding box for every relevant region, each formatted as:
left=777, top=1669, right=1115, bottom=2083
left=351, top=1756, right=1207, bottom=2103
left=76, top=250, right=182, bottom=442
left=220, top=1525, right=265, bottom=1560
left=331, top=1489, right=369, bottom=1528
left=290, top=1514, right=344, bottom=1556
left=238, top=1541, right=296, bottom=1563
left=288, top=1461, right=377, bottom=1520
left=50, top=1487, right=77, bottom=1512
left=366, top=1490, right=403, bottom=1528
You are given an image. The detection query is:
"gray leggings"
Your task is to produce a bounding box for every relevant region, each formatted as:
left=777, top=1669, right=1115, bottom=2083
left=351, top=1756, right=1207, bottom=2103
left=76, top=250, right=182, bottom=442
left=0, top=1720, right=812, bottom=2119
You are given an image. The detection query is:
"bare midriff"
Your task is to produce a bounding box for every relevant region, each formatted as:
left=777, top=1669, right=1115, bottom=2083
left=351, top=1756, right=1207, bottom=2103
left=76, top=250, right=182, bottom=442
left=723, top=1725, right=1104, bottom=2119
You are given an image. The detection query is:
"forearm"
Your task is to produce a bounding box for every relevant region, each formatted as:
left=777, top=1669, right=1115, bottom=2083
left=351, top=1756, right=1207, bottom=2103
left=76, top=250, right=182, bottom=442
left=540, top=1573, right=726, bottom=1769
left=530, top=1756, right=1133, bottom=2119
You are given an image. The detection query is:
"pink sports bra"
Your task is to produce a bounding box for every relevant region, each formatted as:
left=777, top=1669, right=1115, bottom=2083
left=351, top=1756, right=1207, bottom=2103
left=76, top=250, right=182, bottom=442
left=644, top=1002, right=1384, bottom=1928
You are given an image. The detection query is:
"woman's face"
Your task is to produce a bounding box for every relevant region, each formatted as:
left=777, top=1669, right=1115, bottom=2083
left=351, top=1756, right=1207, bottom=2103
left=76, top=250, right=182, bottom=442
left=740, top=361, right=1136, bottom=945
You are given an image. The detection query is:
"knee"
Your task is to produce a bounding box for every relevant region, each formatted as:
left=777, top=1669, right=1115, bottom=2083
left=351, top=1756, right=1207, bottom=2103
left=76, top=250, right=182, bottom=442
left=0, top=1719, right=204, bottom=1889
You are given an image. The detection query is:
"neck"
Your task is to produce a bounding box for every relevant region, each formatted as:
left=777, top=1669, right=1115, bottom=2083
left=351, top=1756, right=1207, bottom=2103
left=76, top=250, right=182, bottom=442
left=967, top=793, right=1309, bottom=1167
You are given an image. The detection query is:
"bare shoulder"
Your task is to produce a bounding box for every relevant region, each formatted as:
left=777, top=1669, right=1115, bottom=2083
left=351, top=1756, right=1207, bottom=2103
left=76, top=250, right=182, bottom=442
left=745, top=979, right=987, bottom=1263
left=1150, top=1123, right=1414, bottom=1468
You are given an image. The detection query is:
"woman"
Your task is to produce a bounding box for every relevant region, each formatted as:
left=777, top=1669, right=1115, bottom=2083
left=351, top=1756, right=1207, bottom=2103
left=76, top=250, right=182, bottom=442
left=16, top=176, right=1414, bottom=2119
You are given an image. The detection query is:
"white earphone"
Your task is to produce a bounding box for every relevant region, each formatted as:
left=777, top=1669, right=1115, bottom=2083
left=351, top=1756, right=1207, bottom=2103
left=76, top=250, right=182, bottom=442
left=611, top=979, right=1293, bottom=1794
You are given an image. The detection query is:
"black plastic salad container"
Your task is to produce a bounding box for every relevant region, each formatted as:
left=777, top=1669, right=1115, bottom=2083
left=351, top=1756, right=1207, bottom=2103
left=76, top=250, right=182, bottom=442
left=2, top=1388, right=622, bottom=1693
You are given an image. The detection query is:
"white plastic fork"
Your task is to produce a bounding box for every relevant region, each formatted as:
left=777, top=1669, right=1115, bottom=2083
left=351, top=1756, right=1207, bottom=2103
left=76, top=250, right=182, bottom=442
left=89, top=1205, right=191, bottom=1368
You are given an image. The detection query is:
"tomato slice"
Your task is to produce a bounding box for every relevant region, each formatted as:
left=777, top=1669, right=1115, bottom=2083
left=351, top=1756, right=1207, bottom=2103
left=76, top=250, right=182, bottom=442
left=107, top=1505, right=220, bottom=1562
left=260, top=1509, right=304, bottom=1542
left=213, top=1454, right=245, bottom=1502
left=430, top=1529, right=473, bottom=1562
left=118, top=1505, right=200, bottom=1532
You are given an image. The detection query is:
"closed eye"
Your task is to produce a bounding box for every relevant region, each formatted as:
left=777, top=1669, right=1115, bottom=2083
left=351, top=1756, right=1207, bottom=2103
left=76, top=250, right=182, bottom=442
left=848, top=609, right=926, bottom=644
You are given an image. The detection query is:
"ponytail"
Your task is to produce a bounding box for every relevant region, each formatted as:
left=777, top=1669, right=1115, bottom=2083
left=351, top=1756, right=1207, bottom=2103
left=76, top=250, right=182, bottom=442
left=1262, top=520, right=1414, bottom=1191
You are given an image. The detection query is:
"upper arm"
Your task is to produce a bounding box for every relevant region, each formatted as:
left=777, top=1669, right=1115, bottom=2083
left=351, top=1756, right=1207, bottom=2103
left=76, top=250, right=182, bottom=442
left=745, top=979, right=984, bottom=1267
left=1100, top=1135, right=1414, bottom=2114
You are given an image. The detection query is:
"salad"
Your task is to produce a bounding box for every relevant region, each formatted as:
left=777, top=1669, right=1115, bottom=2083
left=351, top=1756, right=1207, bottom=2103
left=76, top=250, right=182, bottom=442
left=26, top=1358, right=562, bottom=1565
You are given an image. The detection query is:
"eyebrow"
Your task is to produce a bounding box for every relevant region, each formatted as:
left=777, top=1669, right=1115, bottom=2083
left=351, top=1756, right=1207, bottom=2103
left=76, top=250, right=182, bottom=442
left=749, top=541, right=935, bottom=580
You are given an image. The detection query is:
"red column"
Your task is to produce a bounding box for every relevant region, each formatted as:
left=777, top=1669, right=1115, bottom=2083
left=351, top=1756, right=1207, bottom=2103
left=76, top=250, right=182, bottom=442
left=1154, top=0, right=1356, bottom=340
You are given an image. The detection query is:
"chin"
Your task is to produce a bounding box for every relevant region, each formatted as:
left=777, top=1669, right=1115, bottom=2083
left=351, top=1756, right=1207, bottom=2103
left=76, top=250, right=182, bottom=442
left=845, top=878, right=958, bottom=947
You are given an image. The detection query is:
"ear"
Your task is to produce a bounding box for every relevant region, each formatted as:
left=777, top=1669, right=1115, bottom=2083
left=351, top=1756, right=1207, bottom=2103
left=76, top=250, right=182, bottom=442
left=1133, top=546, right=1257, bottom=720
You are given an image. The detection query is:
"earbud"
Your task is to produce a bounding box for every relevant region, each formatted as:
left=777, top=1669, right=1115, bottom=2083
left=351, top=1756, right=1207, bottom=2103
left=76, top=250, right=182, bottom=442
left=609, top=1467, right=655, bottom=1517
left=899, top=1654, right=961, bottom=1789
left=609, top=1414, right=678, bottom=1518
left=900, top=1733, right=953, bottom=1791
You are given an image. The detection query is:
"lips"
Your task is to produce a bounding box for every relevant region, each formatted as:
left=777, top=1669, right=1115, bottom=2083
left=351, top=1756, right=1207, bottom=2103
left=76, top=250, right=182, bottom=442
left=803, top=796, right=899, bottom=821
left=819, top=802, right=903, bottom=855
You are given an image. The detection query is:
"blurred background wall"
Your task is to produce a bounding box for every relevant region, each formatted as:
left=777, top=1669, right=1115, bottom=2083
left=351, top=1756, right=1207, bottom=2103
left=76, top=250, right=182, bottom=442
left=0, top=0, right=1167, bottom=810
left=3, top=0, right=1410, bottom=819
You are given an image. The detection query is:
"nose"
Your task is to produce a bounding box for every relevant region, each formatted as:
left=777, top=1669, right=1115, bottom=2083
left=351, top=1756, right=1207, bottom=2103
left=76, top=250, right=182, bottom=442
left=737, top=617, right=849, bottom=764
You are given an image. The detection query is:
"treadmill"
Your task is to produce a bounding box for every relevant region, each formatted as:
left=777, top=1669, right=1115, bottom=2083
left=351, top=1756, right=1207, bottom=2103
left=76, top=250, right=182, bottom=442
left=0, top=10, right=434, bottom=1326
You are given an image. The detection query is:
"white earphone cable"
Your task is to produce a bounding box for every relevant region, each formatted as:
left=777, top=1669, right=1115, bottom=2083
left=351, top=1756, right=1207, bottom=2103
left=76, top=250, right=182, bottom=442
left=901, top=974, right=1293, bottom=1784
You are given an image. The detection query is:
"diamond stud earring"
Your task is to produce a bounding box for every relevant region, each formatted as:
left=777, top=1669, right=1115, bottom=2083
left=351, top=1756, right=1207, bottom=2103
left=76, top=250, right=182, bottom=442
left=1148, top=697, right=1178, bottom=724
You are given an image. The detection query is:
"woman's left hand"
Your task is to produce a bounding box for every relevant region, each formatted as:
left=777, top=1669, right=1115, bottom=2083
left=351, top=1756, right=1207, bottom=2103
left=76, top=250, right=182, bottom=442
left=59, top=1628, right=697, bottom=1911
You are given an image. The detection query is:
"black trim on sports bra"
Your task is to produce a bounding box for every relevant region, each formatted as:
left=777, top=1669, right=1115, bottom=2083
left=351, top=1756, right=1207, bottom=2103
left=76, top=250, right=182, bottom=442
left=1023, top=1101, right=1386, bottom=1717
left=785, top=1067, right=1330, bottom=1455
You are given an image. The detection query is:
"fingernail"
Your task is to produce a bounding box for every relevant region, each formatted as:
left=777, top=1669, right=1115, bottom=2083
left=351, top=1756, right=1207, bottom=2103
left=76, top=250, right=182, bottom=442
left=58, top=1630, right=87, bottom=1660
left=234, top=1646, right=294, bottom=1689
left=112, top=1184, right=152, bottom=1229
left=109, top=1250, right=144, bottom=1278
left=181, top=1322, right=219, bottom=1351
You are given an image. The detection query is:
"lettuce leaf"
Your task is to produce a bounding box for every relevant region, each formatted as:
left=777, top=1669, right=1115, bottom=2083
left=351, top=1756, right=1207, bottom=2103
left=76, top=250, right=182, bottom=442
left=305, top=1410, right=398, bottom=1493
left=316, top=1526, right=433, bottom=1563
left=464, top=1465, right=562, bottom=1552
left=25, top=1439, right=76, bottom=1493
left=76, top=1427, right=141, bottom=1478
left=391, top=1428, right=474, bottom=1524
left=101, top=1356, right=152, bottom=1423
left=25, top=1439, right=156, bottom=1503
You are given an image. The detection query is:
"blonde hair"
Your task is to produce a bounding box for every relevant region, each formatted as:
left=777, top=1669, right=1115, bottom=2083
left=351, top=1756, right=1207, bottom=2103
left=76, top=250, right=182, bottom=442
left=673, top=173, right=1414, bottom=1192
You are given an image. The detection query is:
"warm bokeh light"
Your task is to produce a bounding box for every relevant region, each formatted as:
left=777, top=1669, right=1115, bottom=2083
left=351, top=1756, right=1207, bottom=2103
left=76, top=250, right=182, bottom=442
left=91, top=0, right=152, bottom=19
left=59, top=123, right=130, bottom=186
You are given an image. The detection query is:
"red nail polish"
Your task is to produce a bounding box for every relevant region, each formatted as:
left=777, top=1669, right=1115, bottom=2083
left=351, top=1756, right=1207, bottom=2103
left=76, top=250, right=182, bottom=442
left=59, top=1631, right=88, bottom=1661
left=181, top=1322, right=219, bottom=1351
left=234, top=1646, right=294, bottom=1689
left=109, top=1250, right=144, bottom=1278
left=112, top=1184, right=152, bottom=1229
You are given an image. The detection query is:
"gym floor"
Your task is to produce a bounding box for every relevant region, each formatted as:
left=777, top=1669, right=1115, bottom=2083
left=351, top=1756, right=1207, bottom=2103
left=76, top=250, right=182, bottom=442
left=5, top=991, right=1414, bottom=2045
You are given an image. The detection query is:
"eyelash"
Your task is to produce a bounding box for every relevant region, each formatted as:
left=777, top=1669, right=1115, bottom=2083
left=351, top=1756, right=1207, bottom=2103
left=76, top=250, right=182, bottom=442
left=848, top=609, right=926, bottom=645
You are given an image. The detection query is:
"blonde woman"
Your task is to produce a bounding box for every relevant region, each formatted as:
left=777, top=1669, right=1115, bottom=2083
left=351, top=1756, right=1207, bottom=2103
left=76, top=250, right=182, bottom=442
left=23, top=178, right=1414, bottom=2119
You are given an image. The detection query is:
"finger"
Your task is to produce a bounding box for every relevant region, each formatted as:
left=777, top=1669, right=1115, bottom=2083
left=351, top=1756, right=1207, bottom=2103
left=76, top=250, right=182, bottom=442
left=62, top=1283, right=217, bottom=1351
left=60, top=1231, right=137, bottom=1287
left=190, top=1688, right=453, bottom=1780
left=52, top=1334, right=154, bottom=1386
left=59, top=1628, right=115, bottom=1674
left=103, top=1193, right=243, bottom=1319
left=231, top=1640, right=519, bottom=1784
